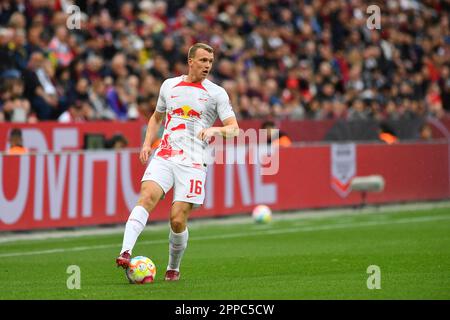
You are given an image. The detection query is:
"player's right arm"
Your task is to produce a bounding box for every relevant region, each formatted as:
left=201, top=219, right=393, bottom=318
left=140, top=111, right=165, bottom=165
left=140, top=80, right=169, bottom=164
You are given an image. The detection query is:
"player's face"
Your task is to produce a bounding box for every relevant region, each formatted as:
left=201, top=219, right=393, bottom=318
left=188, top=48, right=214, bottom=81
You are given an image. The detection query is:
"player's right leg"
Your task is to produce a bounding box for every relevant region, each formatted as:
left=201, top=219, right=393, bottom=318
left=116, top=157, right=174, bottom=268
left=116, top=180, right=164, bottom=268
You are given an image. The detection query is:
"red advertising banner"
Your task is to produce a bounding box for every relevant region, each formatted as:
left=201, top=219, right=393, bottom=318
left=2, top=116, right=450, bottom=151
left=1, top=142, right=448, bottom=231
left=0, top=119, right=338, bottom=151
left=0, top=122, right=146, bottom=151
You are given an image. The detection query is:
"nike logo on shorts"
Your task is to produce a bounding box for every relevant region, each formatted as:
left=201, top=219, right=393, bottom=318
left=186, top=195, right=197, bottom=198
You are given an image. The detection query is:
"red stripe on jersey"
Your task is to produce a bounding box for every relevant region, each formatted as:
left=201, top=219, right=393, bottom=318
left=173, top=81, right=207, bottom=92
left=192, top=163, right=203, bottom=169
left=165, top=113, right=172, bottom=129
left=171, top=123, right=186, bottom=131
left=156, top=134, right=184, bottom=158
left=157, top=148, right=184, bottom=158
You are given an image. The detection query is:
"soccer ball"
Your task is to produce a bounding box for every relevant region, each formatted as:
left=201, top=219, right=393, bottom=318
left=125, top=256, right=157, bottom=284
left=252, top=205, right=272, bottom=223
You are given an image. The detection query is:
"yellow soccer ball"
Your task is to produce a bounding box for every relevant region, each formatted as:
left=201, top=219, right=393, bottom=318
left=125, top=256, right=156, bottom=284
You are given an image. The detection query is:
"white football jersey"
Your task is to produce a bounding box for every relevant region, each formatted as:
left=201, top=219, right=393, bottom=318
left=153, top=75, right=235, bottom=169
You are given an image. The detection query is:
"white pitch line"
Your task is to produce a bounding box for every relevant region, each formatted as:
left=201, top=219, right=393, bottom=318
left=0, top=214, right=449, bottom=259
left=2, top=200, right=450, bottom=244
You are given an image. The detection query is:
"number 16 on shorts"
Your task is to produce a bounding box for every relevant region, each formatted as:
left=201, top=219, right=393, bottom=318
left=175, top=168, right=206, bottom=206
left=189, top=179, right=202, bottom=196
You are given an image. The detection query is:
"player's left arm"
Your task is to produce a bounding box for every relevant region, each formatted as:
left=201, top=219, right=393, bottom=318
left=198, top=88, right=239, bottom=141
left=198, top=116, right=239, bottom=141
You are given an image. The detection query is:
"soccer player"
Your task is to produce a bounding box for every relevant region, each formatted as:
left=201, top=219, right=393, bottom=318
left=116, top=43, right=239, bottom=281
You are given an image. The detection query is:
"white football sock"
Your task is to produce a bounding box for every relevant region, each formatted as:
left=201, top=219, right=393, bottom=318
left=167, top=227, right=189, bottom=272
left=120, top=206, right=149, bottom=255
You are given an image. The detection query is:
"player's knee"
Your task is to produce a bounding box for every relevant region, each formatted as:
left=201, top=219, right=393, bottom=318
left=137, top=188, right=159, bottom=212
left=137, top=197, right=155, bottom=213
left=170, top=215, right=186, bottom=233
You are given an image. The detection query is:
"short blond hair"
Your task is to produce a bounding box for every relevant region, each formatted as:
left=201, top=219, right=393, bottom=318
left=188, top=43, right=214, bottom=60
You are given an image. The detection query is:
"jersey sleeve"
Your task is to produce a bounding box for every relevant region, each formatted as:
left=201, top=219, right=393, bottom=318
left=216, top=88, right=236, bottom=122
left=155, top=80, right=168, bottom=113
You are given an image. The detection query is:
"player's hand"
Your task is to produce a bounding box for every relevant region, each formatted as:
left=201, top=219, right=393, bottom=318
left=198, top=128, right=219, bottom=142
left=139, top=145, right=152, bottom=165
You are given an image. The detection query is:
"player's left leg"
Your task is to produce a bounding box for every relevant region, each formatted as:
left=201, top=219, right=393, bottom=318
left=165, top=201, right=193, bottom=281
left=165, top=165, right=206, bottom=280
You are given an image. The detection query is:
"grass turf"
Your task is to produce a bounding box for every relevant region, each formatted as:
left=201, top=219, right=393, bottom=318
left=0, top=206, right=449, bottom=300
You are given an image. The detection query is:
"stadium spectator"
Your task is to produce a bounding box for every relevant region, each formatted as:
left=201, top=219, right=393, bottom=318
left=106, top=133, right=128, bottom=149
left=48, top=25, right=74, bottom=67
left=7, top=127, right=28, bottom=154
left=261, top=120, right=292, bottom=147
left=58, top=99, right=94, bottom=122
left=22, top=51, right=59, bottom=120
left=438, top=64, right=450, bottom=112
left=1, top=78, right=31, bottom=122
left=419, top=123, right=433, bottom=141
left=347, top=99, right=370, bottom=121
left=88, top=78, right=116, bottom=120
left=104, top=78, right=128, bottom=120
left=378, top=122, right=398, bottom=145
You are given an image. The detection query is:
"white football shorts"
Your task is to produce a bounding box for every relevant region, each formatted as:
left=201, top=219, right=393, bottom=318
left=141, top=157, right=206, bottom=207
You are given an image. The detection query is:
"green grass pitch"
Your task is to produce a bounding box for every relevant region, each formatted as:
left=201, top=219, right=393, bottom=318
left=0, top=206, right=449, bottom=300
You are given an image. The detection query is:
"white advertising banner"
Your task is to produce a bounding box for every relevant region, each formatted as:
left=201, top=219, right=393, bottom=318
left=331, top=143, right=356, bottom=198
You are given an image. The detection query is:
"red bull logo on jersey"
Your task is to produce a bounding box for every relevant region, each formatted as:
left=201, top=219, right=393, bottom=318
left=170, top=106, right=202, bottom=120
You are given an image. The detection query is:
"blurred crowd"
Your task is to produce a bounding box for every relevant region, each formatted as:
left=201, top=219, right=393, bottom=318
left=0, top=0, right=449, bottom=124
